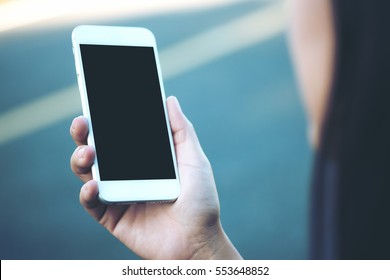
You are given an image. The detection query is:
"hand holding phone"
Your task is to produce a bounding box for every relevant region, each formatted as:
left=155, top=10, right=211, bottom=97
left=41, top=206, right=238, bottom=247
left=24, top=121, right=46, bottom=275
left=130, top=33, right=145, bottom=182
left=70, top=25, right=241, bottom=259
left=70, top=96, right=242, bottom=259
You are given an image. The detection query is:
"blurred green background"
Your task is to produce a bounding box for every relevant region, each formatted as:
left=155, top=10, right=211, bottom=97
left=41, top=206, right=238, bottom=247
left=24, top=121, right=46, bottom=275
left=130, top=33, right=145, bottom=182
left=0, top=0, right=312, bottom=259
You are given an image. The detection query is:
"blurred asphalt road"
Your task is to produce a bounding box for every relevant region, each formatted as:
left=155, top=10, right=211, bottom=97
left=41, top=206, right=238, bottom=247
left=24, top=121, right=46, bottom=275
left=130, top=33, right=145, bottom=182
left=0, top=1, right=312, bottom=259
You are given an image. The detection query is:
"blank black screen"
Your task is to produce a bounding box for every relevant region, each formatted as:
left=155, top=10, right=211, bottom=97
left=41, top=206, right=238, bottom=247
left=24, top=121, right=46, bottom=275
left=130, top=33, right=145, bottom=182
left=80, top=44, right=175, bottom=181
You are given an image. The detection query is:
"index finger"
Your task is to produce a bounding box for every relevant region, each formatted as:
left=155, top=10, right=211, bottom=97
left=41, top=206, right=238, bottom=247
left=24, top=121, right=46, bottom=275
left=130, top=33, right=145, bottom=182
left=70, top=116, right=89, bottom=146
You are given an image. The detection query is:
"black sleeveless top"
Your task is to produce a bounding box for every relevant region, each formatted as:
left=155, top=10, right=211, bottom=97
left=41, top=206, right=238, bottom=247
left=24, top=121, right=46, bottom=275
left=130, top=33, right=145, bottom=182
left=311, top=0, right=390, bottom=259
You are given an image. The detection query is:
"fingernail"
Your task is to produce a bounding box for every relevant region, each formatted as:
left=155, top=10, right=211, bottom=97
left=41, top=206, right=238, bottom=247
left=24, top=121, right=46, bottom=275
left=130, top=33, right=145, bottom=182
left=78, top=147, right=85, bottom=158
left=70, top=121, right=75, bottom=135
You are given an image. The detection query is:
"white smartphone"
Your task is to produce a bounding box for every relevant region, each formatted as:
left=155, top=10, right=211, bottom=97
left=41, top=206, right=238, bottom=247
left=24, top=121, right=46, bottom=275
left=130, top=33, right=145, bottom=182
left=71, top=25, right=180, bottom=204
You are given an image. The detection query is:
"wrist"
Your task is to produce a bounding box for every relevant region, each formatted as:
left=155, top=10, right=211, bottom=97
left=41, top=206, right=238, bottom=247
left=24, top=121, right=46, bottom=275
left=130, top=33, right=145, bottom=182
left=190, top=223, right=242, bottom=260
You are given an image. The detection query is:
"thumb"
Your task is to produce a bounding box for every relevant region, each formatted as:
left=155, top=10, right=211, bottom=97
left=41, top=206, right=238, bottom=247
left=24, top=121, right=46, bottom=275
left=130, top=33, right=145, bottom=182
left=166, top=96, right=204, bottom=155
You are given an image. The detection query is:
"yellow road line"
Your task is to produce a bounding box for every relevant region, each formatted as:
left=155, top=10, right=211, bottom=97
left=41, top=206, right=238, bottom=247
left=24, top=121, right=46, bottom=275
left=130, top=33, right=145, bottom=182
left=0, top=2, right=285, bottom=146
